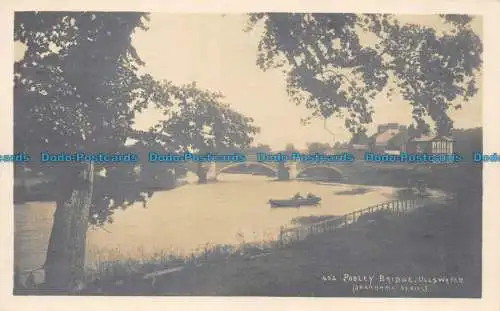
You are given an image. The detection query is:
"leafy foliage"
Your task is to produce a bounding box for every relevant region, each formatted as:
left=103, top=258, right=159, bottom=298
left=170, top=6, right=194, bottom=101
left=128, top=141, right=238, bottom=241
left=386, top=131, right=409, bottom=150
left=245, top=13, right=482, bottom=135
left=284, top=143, right=298, bottom=153
left=15, top=12, right=150, bottom=154
left=14, top=12, right=156, bottom=225
left=148, top=82, right=260, bottom=154
left=245, top=143, right=273, bottom=153
left=14, top=12, right=260, bottom=226
left=407, top=123, right=430, bottom=139
left=306, top=142, right=332, bottom=154
left=349, top=131, right=370, bottom=145
left=452, top=127, right=482, bottom=161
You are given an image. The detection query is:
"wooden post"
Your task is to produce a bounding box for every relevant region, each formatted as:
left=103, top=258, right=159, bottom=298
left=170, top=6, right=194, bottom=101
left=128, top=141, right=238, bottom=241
left=279, top=226, right=284, bottom=247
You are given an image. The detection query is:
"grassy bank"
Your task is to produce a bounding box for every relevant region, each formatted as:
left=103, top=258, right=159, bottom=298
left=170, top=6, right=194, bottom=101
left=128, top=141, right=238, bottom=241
left=14, top=238, right=282, bottom=295
left=145, top=199, right=480, bottom=297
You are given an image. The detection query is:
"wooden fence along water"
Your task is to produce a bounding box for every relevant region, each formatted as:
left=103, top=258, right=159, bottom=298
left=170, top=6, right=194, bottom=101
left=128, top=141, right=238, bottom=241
left=277, top=197, right=427, bottom=247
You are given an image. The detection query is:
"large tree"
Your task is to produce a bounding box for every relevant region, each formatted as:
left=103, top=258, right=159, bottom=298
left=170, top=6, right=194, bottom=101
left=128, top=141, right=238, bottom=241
left=14, top=12, right=259, bottom=292
left=15, top=12, right=156, bottom=292
left=147, top=82, right=260, bottom=183
left=245, top=14, right=482, bottom=136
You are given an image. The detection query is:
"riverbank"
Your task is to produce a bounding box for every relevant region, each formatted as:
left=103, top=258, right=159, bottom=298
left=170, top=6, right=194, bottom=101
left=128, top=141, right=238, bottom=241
left=83, top=194, right=479, bottom=297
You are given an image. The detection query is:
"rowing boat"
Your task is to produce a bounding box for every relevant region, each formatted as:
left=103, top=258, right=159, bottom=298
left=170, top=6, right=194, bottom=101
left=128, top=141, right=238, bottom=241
left=268, top=197, right=321, bottom=208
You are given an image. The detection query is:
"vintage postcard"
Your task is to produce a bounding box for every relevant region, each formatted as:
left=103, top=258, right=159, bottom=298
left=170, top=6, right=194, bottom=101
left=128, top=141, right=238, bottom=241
left=1, top=0, right=500, bottom=311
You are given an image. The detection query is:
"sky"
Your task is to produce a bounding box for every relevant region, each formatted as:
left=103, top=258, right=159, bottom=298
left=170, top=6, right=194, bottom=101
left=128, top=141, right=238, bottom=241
left=130, top=14, right=483, bottom=150
left=13, top=13, right=483, bottom=151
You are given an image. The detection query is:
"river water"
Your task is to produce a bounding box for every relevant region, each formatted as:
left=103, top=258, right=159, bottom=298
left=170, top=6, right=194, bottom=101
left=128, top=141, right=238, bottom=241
left=14, top=173, right=400, bottom=273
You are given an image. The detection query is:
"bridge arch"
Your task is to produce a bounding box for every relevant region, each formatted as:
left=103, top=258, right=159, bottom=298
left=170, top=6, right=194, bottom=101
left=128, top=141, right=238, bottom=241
left=296, top=165, right=343, bottom=178
left=216, top=161, right=278, bottom=176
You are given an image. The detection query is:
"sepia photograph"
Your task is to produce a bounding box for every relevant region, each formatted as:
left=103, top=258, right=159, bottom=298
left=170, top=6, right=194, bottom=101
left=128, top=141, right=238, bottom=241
left=10, top=9, right=487, bottom=300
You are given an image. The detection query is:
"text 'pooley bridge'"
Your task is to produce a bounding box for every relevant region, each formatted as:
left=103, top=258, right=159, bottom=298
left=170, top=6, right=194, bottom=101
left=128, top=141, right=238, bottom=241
left=184, top=152, right=354, bottom=182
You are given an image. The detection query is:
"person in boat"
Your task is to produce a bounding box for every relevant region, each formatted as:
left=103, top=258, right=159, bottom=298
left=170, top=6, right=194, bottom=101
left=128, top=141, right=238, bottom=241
left=306, top=192, right=316, bottom=199
left=417, top=180, right=427, bottom=196
left=293, top=192, right=303, bottom=200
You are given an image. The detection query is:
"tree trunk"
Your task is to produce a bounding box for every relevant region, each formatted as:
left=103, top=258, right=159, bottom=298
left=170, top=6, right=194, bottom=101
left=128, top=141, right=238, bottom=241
left=43, top=162, right=94, bottom=293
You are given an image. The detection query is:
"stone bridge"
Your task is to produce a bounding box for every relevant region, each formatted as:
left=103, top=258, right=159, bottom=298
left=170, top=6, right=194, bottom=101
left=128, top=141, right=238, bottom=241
left=185, top=153, right=357, bottom=182
left=180, top=152, right=435, bottom=184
